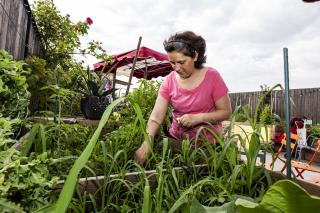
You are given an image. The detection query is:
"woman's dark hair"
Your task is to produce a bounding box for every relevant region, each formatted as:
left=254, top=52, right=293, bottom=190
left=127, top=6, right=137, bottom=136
left=163, top=31, right=207, bottom=68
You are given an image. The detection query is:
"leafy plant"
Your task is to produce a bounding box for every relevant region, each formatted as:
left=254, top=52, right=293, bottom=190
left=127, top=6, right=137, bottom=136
left=259, top=105, right=272, bottom=125
left=0, top=117, right=21, bottom=150
left=74, top=66, right=113, bottom=98
left=0, top=149, right=58, bottom=211
left=236, top=179, right=320, bottom=213
left=45, top=122, right=92, bottom=156
left=0, top=51, right=31, bottom=119
left=233, top=106, right=248, bottom=123
left=309, top=124, right=320, bottom=138
left=0, top=198, right=25, bottom=213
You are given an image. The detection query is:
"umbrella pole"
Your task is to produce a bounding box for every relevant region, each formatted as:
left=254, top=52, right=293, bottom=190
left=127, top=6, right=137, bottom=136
left=126, top=36, right=142, bottom=95
left=283, top=47, right=292, bottom=179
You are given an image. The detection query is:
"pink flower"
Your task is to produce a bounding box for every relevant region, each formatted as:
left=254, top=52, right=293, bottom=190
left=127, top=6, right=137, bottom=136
left=85, top=17, right=93, bottom=25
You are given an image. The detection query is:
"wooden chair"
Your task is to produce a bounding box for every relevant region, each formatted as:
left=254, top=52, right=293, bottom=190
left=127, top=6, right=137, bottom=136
left=289, top=139, right=320, bottom=179
left=265, top=133, right=299, bottom=171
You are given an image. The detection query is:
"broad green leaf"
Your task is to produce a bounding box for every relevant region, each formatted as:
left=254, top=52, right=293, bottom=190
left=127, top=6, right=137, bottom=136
left=236, top=180, right=320, bottom=213
left=189, top=198, right=236, bottom=213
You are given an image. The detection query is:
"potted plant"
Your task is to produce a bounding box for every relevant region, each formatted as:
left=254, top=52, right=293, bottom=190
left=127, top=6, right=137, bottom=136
left=75, top=67, right=115, bottom=120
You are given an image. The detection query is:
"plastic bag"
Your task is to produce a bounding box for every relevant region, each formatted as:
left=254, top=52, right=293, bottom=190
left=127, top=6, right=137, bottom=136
left=297, top=128, right=307, bottom=146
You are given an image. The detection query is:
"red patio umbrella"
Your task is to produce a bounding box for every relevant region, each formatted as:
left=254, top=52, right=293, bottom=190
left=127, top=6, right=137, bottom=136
left=93, top=46, right=173, bottom=80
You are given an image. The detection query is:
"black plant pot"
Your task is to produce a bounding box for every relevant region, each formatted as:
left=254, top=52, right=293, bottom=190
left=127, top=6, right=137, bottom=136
left=80, top=95, right=110, bottom=120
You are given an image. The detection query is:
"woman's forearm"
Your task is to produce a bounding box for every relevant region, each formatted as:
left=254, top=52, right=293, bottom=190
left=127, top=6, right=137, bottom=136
left=145, top=118, right=161, bottom=144
left=198, top=109, right=231, bottom=124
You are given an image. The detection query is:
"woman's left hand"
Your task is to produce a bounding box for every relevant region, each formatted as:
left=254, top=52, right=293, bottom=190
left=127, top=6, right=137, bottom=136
left=177, top=114, right=202, bottom=128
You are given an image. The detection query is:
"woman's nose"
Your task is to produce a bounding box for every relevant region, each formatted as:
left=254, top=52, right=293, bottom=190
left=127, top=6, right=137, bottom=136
left=172, top=63, right=181, bottom=70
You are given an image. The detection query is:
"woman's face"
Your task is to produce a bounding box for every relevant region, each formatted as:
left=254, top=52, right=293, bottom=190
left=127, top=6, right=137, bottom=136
left=167, top=51, right=196, bottom=79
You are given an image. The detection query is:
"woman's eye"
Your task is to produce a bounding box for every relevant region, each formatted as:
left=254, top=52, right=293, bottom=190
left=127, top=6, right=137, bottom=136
left=169, top=60, right=186, bottom=65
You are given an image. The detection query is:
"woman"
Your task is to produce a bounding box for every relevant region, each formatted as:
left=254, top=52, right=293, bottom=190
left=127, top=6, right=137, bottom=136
left=134, top=31, right=232, bottom=164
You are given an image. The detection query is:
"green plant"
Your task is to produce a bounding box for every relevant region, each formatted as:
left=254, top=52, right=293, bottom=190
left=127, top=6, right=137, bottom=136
left=74, top=66, right=113, bottom=98
left=0, top=149, right=58, bottom=211
left=259, top=104, right=281, bottom=125
left=54, top=97, right=125, bottom=212
left=309, top=124, right=320, bottom=137
left=0, top=51, right=31, bottom=119
left=236, top=179, right=320, bottom=213
left=0, top=117, right=21, bottom=150
left=25, top=56, right=49, bottom=94
left=20, top=123, right=46, bottom=156
left=25, top=55, right=84, bottom=115
left=233, top=106, right=248, bottom=123
left=0, top=199, right=25, bottom=213
left=41, top=82, right=77, bottom=119
left=259, top=105, right=272, bottom=125
left=224, top=85, right=284, bottom=197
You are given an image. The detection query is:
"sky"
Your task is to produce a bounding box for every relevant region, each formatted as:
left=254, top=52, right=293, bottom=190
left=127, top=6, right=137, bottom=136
left=29, top=0, right=320, bottom=93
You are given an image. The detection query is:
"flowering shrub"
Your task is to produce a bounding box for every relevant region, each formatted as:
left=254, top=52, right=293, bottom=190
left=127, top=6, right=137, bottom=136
left=32, top=0, right=111, bottom=67
left=28, top=0, right=113, bottom=115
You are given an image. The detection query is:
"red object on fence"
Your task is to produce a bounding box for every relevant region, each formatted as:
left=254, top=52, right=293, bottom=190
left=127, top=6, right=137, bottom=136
left=272, top=117, right=304, bottom=144
left=93, top=46, right=172, bottom=80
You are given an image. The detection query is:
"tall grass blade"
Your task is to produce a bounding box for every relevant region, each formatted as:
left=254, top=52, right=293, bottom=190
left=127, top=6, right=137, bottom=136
left=21, top=124, right=39, bottom=156
left=142, top=178, right=152, bottom=213
left=54, top=97, right=125, bottom=213
left=155, top=138, right=168, bottom=213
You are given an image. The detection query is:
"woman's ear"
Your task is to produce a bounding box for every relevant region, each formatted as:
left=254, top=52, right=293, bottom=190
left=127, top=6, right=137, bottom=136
left=193, top=52, right=198, bottom=61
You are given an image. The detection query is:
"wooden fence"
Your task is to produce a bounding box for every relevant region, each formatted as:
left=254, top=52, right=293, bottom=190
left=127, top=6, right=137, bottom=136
left=229, top=87, right=320, bottom=124
left=0, top=0, right=42, bottom=60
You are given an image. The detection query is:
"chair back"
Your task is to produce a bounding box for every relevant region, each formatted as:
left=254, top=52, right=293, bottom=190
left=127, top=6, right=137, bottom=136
left=308, top=139, right=320, bottom=165
left=280, top=133, right=299, bottom=154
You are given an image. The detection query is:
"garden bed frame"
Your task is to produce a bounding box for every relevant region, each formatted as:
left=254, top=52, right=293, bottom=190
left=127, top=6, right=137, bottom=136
left=53, top=164, right=208, bottom=195
left=53, top=165, right=320, bottom=197
left=28, top=116, right=100, bottom=126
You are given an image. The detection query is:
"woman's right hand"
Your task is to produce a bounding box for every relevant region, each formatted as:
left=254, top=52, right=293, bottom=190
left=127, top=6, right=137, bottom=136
left=134, top=142, right=150, bottom=165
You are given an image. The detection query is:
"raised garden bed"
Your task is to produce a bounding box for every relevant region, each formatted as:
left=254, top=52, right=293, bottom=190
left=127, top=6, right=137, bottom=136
left=53, top=164, right=208, bottom=195
left=28, top=116, right=100, bottom=126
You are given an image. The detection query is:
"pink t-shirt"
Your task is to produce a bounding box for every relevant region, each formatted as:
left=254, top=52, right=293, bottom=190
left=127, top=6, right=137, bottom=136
left=159, top=67, right=229, bottom=141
